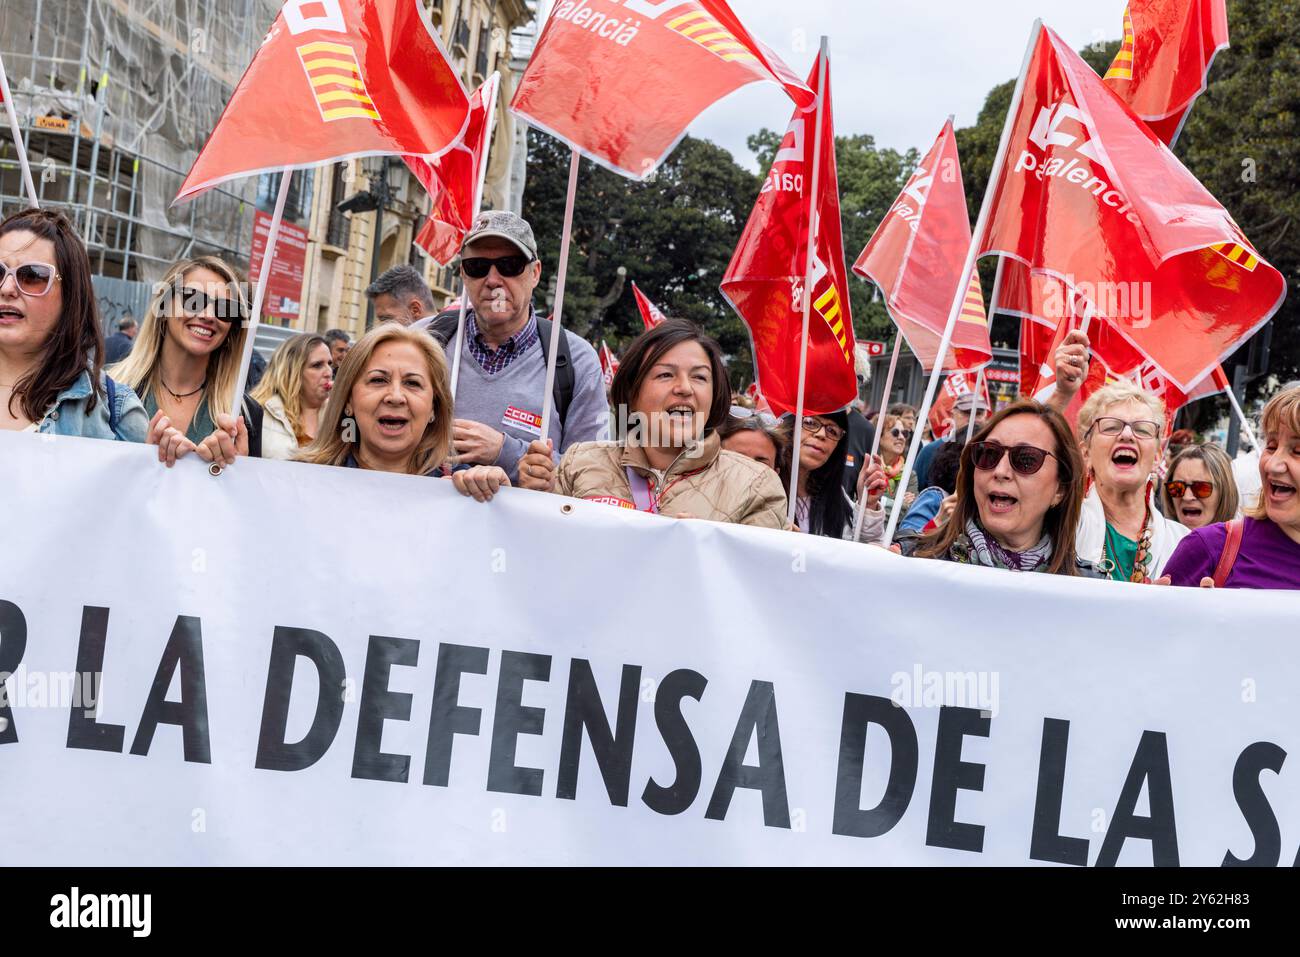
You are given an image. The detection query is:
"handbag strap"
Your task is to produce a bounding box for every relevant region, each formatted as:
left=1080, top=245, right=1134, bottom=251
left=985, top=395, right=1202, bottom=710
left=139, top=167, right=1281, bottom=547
left=625, top=467, right=658, bottom=514
left=1212, top=518, right=1245, bottom=588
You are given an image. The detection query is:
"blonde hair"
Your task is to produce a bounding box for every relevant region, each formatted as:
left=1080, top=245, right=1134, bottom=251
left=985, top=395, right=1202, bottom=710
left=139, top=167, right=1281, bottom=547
left=1162, top=444, right=1239, bottom=524
left=250, top=333, right=328, bottom=444
left=1077, top=380, right=1166, bottom=437
left=1246, top=385, right=1300, bottom=520
left=295, top=323, right=453, bottom=475
left=108, top=256, right=250, bottom=425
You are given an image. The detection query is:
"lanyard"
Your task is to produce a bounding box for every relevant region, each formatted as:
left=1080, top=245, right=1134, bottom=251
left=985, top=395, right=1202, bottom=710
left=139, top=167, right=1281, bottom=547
left=625, top=467, right=659, bottom=514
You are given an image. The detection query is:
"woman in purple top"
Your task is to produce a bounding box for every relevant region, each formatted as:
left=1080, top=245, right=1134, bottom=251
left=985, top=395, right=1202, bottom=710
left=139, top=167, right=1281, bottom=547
left=1162, top=387, right=1300, bottom=590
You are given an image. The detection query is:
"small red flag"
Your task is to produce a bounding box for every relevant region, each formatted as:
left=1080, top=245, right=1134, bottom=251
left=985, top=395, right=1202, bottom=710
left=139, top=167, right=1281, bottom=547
left=510, top=0, right=811, bottom=179
left=854, top=119, right=992, bottom=374
left=979, top=25, right=1284, bottom=392
left=929, top=368, right=992, bottom=440
left=177, top=0, right=469, bottom=202
left=408, top=74, right=500, bottom=266
left=720, top=51, right=856, bottom=418
left=599, top=339, right=619, bottom=388
left=631, top=281, right=668, bottom=330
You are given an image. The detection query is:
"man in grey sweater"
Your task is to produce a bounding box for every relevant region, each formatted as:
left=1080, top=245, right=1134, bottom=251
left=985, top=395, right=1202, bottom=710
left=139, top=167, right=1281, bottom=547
left=416, top=211, right=608, bottom=481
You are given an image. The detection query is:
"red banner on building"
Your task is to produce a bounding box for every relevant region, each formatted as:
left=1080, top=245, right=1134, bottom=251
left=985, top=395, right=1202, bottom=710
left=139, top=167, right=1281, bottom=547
left=249, top=209, right=309, bottom=320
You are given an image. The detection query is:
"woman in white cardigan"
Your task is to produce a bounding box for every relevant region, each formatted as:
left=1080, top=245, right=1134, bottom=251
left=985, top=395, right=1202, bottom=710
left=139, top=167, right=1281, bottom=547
left=250, top=333, right=333, bottom=460
left=1070, top=379, right=1188, bottom=581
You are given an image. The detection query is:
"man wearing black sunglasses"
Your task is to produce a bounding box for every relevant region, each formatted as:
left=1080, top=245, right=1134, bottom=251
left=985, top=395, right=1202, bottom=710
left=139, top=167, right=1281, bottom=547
left=414, top=211, right=608, bottom=481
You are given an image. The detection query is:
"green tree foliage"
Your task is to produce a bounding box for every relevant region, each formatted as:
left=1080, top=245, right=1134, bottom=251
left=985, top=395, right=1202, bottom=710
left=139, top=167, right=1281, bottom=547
left=523, top=132, right=762, bottom=384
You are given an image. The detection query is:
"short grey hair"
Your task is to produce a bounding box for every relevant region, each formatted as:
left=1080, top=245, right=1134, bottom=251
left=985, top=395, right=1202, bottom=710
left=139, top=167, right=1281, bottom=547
left=118, top=315, right=137, bottom=331
left=322, top=328, right=350, bottom=347
left=365, top=265, right=434, bottom=312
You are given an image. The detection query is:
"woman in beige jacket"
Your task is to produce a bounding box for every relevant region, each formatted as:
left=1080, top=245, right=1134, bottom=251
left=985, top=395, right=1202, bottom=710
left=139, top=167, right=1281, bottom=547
left=459, top=319, right=788, bottom=528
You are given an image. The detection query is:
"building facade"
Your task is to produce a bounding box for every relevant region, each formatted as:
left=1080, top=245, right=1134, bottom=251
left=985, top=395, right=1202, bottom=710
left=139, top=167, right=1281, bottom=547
left=296, top=0, right=537, bottom=340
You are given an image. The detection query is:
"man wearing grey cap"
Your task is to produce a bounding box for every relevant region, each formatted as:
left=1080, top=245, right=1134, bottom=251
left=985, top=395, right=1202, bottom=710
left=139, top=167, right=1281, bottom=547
left=415, top=210, right=608, bottom=480
left=914, top=390, right=992, bottom=489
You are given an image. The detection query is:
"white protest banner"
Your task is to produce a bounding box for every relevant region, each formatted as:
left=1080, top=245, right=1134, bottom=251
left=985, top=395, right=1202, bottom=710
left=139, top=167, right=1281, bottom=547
left=0, top=431, right=1296, bottom=866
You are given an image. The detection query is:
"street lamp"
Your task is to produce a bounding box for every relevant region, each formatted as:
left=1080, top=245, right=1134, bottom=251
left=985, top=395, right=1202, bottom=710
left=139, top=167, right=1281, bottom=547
left=336, top=156, right=402, bottom=329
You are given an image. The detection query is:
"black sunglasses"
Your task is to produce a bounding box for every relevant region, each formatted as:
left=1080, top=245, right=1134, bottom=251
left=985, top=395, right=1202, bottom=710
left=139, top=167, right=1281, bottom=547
left=174, top=286, right=246, bottom=323
left=969, top=440, right=1058, bottom=476
left=461, top=255, right=532, bottom=279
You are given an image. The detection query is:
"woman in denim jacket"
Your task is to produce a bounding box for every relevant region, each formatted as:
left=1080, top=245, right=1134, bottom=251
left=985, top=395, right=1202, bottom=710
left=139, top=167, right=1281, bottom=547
left=0, top=208, right=147, bottom=441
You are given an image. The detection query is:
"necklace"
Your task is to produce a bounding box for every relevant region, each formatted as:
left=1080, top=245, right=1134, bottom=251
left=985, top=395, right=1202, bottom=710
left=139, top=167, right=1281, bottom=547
left=161, top=376, right=206, bottom=400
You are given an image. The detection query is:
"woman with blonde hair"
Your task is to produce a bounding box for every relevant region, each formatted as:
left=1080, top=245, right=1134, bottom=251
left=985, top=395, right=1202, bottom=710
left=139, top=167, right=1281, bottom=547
left=250, top=333, right=333, bottom=460
left=1161, top=443, right=1239, bottom=530
left=1163, top=386, right=1300, bottom=589
left=109, top=254, right=263, bottom=465
left=296, top=323, right=456, bottom=476
left=1073, top=380, right=1188, bottom=582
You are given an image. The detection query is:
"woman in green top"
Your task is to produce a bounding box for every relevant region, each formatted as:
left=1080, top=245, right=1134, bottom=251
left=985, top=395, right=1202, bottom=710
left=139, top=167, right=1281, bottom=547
left=109, top=255, right=262, bottom=465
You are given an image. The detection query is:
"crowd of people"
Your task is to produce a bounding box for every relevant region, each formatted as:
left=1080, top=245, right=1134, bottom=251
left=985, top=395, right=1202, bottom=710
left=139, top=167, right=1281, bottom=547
left=3, top=204, right=1297, bottom=591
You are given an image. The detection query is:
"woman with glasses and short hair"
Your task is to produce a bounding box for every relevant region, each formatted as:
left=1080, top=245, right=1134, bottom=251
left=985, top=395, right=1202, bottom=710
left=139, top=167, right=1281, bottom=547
left=718, top=405, right=791, bottom=476
left=878, top=412, right=919, bottom=505
left=899, top=401, right=1102, bottom=577
left=110, top=255, right=265, bottom=467
left=511, top=319, right=788, bottom=527
left=0, top=208, right=147, bottom=440
left=1073, top=381, right=1188, bottom=582
left=788, top=410, right=891, bottom=541
left=1161, top=444, right=1239, bottom=530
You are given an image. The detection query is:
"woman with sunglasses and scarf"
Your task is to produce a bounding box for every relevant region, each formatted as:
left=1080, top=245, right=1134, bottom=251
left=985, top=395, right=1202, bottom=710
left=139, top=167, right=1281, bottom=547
left=1161, top=444, right=1239, bottom=530
left=900, top=401, right=1103, bottom=577
left=878, top=413, right=919, bottom=507
left=110, top=255, right=263, bottom=467
left=1073, top=381, right=1188, bottom=582
left=1, top=208, right=147, bottom=440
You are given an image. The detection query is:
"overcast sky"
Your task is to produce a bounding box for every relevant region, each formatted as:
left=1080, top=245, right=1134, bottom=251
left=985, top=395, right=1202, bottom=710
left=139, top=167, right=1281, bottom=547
left=539, top=1, right=1127, bottom=169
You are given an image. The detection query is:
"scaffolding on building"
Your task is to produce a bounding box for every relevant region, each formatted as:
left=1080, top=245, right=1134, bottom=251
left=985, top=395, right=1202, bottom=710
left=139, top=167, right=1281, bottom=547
left=0, top=0, right=280, bottom=285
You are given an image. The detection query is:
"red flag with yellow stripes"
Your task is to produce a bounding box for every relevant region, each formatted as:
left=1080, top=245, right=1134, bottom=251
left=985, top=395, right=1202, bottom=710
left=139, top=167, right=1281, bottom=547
left=177, top=0, right=469, bottom=202
left=720, top=51, right=856, bottom=417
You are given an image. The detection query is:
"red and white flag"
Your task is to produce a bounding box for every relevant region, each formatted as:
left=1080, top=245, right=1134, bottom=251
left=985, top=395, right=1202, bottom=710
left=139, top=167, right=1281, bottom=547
left=408, top=74, right=499, bottom=266
left=631, top=281, right=668, bottom=330
left=510, top=0, right=812, bottom=179
left=853, top=118, right=992, bottom=374
left=1103, top=0, right=1228, bottom=145
left=720, top=51, right=856, bottom=418
left=177, top=0, right=470, bottom=202
left=1013, top=268, right=1230, bottom=421
left=978, top=25, right=1284, bottom=392
left=599, top=339, right=619, bottom=388
left=929, top=368, right=992, bottom=440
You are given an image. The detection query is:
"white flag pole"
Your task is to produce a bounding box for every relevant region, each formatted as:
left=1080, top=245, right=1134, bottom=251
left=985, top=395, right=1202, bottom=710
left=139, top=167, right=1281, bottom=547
left=1224, top=384, right=1259, bottom=453
left=785, top=36, right=830, bottom=529
left=538, top=146, right=581, bottom=441
left=228, top=166, right=293, bottom=422
left=965, top=366, right=987, bottom=443
left=450, top=74, right=501, bottom=402
left=883, top=20, right=1042, bottom=546
left=850, top=334, right=900, bottom=540
left=0, top=52, right=40, bottom=209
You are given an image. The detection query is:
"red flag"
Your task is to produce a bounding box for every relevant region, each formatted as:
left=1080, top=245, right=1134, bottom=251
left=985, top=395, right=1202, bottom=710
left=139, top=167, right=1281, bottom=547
left=599, top=339, right=619, bottom=388
left=510, top=0, right=812, bottom=179
left=720, top=51, right=856, bottom=418
left=978, top=25, right=1284, bottom=392
left=176, top=0, right=470, bottom=202
left=853, top=119, right=992, bottom=374
left=631, top=281, right=668, bottom=330
left=408, top=74, right=500, bottom=266
left=1103, top=0, right=1229, bottom=145
left=1013, top=269, right=1230, bottom=421
left=929, top=368, right=992, bottom=440
left=996, top=2, right=1230, bottom=334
